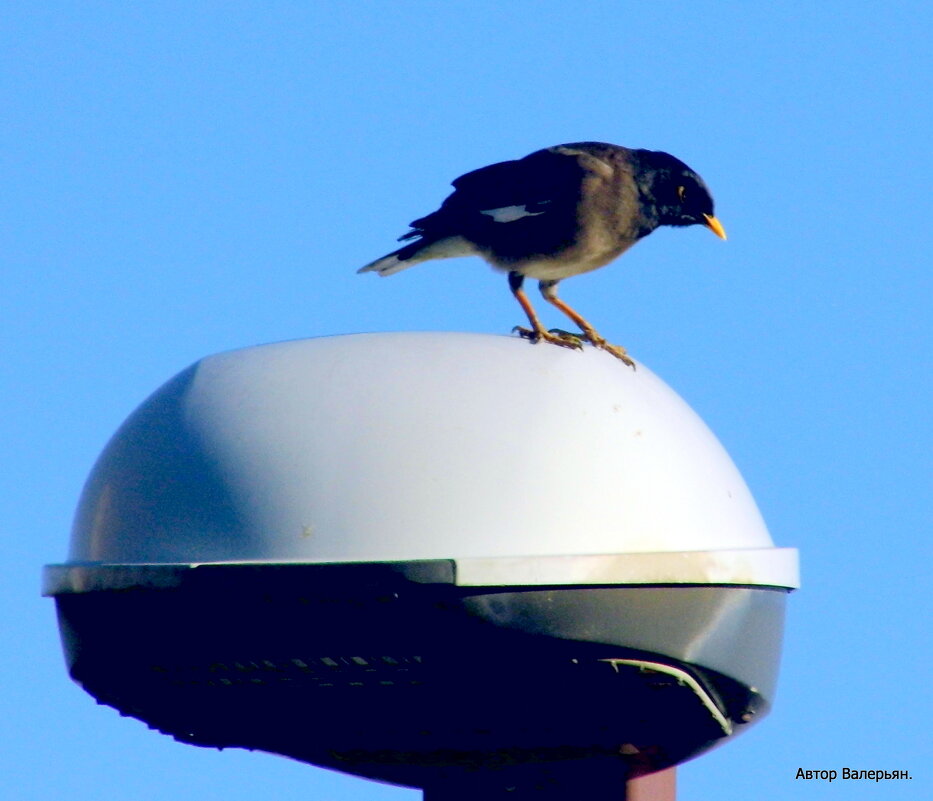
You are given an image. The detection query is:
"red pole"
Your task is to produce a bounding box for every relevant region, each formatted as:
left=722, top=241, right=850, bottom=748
left=626, top=768, right=676, bottom=801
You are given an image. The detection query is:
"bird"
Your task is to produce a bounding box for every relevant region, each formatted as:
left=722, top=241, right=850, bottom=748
left=357, top=141, right=726, bottom=367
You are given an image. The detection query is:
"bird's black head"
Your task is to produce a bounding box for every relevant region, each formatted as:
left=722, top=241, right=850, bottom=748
left=633, top=149, right=726, bottom=239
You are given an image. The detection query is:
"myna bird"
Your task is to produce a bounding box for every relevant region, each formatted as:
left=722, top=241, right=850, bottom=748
left=358, top=141, right=726, bottom=367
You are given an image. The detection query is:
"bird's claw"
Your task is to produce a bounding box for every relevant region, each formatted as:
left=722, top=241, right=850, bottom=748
left=602, top=343, right=636, bottom=369
left=513, top=326, right=634, bottom=367
left=512, top=326, right=584, bottom=350
left=584, top=333, right=636, bottom=369
left=547, top=328, right=584, bottom=344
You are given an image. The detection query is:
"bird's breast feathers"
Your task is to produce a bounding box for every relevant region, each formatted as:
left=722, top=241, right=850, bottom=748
left=465, top=172, right=641, bottom=279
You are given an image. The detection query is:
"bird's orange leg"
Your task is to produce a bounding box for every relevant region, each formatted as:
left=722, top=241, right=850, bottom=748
left=508, top=272, right=583, bottom=350
left=539, top=280, right=635, bottom=368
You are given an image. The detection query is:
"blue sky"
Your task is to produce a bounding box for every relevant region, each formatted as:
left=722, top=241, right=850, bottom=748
left=3, top=2, right=930, bottom=799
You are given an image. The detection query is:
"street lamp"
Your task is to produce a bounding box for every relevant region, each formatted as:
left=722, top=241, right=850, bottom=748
left=44, top=333, right=798, bottom=799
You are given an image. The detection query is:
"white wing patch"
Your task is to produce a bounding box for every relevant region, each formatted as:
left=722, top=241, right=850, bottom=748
left=479, top=203, right=549, bottom=223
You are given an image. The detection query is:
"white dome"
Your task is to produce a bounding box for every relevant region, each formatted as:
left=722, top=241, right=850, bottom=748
left=71, top=333, right=774, bottom=565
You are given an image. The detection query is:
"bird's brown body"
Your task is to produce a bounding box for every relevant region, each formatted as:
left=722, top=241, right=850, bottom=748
left=359, top=142, right=725, bottom=366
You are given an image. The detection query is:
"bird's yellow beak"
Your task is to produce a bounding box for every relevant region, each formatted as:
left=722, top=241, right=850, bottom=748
left=703, top=214, right=727, bottom=240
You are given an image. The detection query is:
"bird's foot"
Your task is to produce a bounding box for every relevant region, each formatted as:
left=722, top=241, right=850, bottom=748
left=582, top=331, right=636, bottom=369
left=512, top=326, right=584, bottom=351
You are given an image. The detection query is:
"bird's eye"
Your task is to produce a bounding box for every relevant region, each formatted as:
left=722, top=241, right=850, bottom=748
left=676, top=185, right=686, bottom=202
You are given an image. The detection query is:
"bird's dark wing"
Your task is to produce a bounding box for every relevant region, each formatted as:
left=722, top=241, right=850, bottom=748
left=450, top=149, right=588, bottom=207
left=400, top=148, right=589, bottom=243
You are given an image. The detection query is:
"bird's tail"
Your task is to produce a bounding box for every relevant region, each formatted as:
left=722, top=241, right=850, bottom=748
left=357, top=235, right=474, bottom=276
